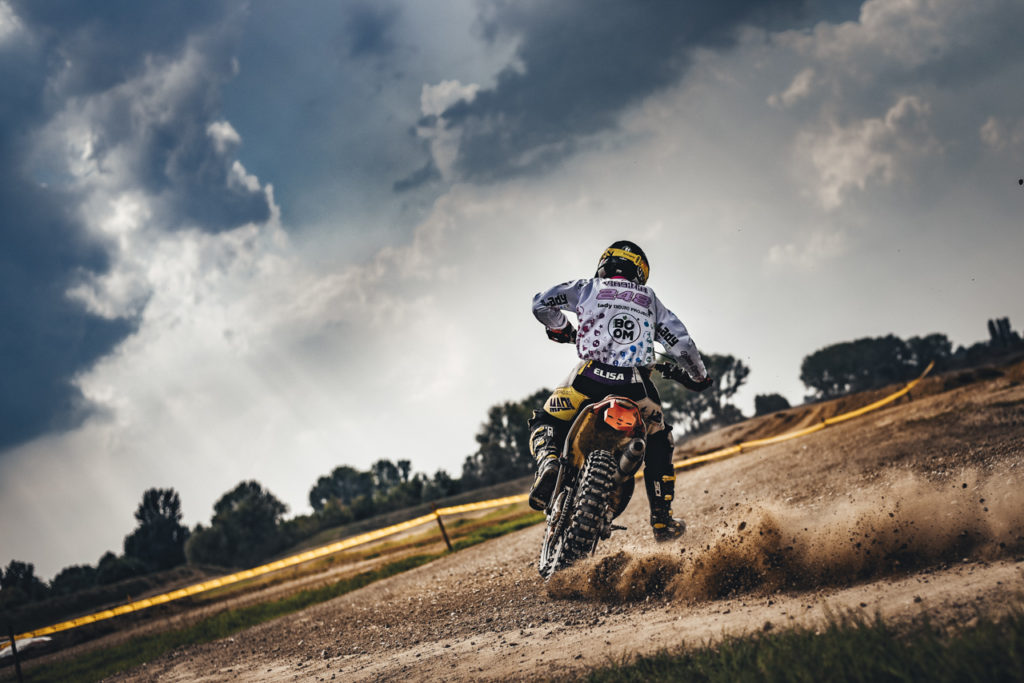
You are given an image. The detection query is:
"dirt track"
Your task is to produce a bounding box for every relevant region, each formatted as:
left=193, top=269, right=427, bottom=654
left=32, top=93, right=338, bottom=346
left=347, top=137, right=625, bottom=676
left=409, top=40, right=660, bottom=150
left=102, top=364, right=1024, bottom=681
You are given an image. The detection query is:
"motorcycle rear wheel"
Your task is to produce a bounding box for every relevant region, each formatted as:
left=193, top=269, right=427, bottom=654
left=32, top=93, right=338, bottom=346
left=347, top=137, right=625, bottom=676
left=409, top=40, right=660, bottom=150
left=538, top=450, right=617, bottom=579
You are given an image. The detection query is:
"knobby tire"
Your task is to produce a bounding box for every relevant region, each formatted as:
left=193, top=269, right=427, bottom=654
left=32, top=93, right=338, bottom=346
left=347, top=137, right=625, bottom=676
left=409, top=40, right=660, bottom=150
left=538, top=450, right=617, bottom=579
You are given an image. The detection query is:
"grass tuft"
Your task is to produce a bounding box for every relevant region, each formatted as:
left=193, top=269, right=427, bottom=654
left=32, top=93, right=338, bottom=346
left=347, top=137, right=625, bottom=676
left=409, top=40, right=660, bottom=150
left=579, top=608, right=1024, bottom=683
left=452, top=511, right=545, bottom=551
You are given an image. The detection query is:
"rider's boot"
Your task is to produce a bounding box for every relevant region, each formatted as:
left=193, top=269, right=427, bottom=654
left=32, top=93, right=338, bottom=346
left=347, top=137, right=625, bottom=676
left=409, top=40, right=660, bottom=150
left=528, top=420, right=561, bottom=511
left=648, top=474, right=686, bottom=541
left=644, top=429, right=686, bottom=541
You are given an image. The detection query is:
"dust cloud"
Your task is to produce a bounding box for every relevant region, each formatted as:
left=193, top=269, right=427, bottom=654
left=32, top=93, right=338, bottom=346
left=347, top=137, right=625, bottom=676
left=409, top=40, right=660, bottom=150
left=547, top=467, right=1024, bottom=603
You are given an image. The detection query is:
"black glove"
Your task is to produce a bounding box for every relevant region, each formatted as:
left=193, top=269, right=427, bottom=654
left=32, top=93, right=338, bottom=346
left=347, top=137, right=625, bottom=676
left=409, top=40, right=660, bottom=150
left=681, top=374, right=714, bottom=392
left=655, top=363, right=713, bottom=392
left=545, top=323, right=577, bottom=344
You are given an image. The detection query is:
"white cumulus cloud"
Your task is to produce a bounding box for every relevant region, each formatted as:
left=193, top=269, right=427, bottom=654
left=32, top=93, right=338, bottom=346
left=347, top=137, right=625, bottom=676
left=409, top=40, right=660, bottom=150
left=417, top=79, right=480, bottom=180
left=420, top=79, right=479, bottom=117
left=798, top=95, right=936, bottom=209
left=766, top=230, right=848, bottom=270
left=0, top=1, right=22, bottom=45
left=979, top=116, right=1024, bottom=151
left=207, top=120, right=242, bottom=154
left=767, top=67, right=814, bottom=109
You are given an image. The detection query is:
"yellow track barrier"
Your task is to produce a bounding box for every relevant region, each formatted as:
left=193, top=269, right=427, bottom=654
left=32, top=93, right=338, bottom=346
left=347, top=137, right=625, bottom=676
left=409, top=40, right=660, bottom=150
left=673, top=361, right=934, bottom=471
left=5, top=364, right=931, bottom=647
left=435, top=494, right=529, bottom=516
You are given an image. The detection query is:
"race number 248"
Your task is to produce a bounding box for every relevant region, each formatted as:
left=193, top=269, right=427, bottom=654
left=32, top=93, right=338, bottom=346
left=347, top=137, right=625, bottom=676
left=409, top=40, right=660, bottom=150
left=596, top=288, right=652, bottom=307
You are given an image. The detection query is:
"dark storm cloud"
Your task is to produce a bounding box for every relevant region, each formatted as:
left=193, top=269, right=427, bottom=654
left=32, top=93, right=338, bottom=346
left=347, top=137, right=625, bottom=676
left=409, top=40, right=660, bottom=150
left=13, top=0, right=269, bottom=232
left=0, top=194, right=138, bottom=450
left=0, top=2, right=265, bottom=450
left=147, top=114, right=273, bottom=231
left=393, top=158, right=442, bottom=192
left=344, top=2, right=400, bottom=58
left=0, top=132, right=138, bottom=449
left=10, top=0, right=231, bottom=95
left=432, top=0, right=849, bottom=182
left=94, top=47, right=272, bottom=231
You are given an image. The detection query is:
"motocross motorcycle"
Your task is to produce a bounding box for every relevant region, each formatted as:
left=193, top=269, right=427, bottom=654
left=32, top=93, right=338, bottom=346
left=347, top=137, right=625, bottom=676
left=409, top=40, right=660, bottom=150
left=537, top=362, right=701, bottom=579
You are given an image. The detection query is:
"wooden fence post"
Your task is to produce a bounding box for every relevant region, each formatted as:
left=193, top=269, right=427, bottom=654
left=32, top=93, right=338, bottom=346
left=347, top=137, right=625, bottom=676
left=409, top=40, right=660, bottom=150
left=7, top=624, right=24, bottom=683
left=431, top=504, right=453, bottom=552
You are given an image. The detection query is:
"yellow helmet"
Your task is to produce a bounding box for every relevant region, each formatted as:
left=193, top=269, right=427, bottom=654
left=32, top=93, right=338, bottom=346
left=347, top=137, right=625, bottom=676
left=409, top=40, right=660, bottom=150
left=596, top=240, right=649, bottom=284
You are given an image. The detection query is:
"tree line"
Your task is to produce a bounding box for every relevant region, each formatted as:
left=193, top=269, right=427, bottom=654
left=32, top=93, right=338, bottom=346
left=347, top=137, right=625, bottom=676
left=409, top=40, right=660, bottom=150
left=3, top=317, right=1020, bottom=609
left=801, top=318, right=1021, bottom=401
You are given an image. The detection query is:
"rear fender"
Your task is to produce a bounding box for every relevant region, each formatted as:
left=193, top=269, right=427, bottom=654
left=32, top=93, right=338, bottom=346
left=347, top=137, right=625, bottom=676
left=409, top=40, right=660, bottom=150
left=564, top=396, right=646, bottom=469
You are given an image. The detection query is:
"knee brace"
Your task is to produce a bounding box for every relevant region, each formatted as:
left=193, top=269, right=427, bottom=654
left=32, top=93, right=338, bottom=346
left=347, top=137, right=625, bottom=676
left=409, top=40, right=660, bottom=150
left=644, top=427, right=674, bottom=476
left=528, top=410, right=568, bottom=462
left=644, top=428, right=676, bottom=509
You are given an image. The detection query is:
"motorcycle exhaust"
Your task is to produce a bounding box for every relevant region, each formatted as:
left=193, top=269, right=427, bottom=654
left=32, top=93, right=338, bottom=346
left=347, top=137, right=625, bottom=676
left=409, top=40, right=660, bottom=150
left=616, top=438, right=646, bottom=481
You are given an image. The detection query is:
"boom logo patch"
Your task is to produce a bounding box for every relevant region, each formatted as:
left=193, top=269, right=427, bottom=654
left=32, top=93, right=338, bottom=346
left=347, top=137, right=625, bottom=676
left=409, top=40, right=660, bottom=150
left=610, top=313, right=640, bottom=344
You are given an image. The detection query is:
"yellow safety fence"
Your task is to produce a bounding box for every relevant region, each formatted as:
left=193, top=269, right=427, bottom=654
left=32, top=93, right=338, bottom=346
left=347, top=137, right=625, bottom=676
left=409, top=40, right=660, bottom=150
left=672, top=361, right=935, bottom=471
left=4, top=363, right=932, bottom=648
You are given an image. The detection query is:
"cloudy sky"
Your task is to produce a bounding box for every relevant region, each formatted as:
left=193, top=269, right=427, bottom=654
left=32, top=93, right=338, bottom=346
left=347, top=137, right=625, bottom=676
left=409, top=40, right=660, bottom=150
left=2, top=0, right=1022, bottom=579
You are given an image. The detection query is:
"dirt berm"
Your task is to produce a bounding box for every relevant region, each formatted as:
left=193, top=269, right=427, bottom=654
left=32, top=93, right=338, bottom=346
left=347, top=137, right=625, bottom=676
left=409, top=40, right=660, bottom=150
left=105, top=361, right=1024, bottom=680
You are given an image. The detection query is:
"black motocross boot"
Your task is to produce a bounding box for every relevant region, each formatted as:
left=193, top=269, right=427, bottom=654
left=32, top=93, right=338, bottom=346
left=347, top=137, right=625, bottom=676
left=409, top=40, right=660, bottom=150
left=647, top=473, right=686, bottom=541
left=527, top=415, right=562, bottom=511
left=644, top=429, right=686, bottom=541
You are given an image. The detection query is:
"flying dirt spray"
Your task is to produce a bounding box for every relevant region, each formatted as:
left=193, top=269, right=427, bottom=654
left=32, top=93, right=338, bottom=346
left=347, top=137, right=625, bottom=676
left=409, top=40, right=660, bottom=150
left=547, top=466, right=1024, bottom=603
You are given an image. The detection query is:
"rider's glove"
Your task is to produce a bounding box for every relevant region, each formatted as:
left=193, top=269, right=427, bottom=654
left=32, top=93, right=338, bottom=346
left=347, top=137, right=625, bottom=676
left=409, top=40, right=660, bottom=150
left=654, top=363, right=683, bottom=383
left=545, top=323, right=577, bottom=344
left=656, top=363, right=713, bottom=392
left=681, top=374, right=714, bottom=392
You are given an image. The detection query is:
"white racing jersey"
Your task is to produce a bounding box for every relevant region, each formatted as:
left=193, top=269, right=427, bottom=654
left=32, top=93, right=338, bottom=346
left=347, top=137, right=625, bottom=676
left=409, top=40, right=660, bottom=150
left=532, top=277, right=708, bottom=380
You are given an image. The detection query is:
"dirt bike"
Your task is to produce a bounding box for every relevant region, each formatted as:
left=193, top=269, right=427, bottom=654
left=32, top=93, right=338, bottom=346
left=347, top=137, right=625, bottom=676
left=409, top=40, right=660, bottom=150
left=537, top=362, right=703, bottom=579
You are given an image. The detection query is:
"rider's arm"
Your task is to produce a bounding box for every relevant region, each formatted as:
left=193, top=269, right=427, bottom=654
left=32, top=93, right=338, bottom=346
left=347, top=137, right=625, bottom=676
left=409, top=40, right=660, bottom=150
left=653, top=300, right=708, bottom=381
left=531, top=279, right=586, bottom=331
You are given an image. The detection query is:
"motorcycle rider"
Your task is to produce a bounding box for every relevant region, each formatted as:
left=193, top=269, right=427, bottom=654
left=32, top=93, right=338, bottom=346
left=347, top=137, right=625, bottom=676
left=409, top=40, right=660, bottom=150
left=528, top=240, right=712, bottom=541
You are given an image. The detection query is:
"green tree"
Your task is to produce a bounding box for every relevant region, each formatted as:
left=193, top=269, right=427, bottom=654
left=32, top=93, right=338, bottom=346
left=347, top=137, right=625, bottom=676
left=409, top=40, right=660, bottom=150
left=371, top=459, right=402, bottom=491
left=422, top=469, right=460, bottom=500
left=461, top=388, right=550, bottom=487
left=315, top=497, right=355, bottom=527
left=801, top=335, right=906, bottom=399
left=95, top=551, right=146, bottom=585
left=50, top=564, right=97, bottom=596
left=800, top=334, right=949, bottom=400
left=906, top=333, right=952, bottom=371
left=754, top=393, right=791, bottom=416
left=0, top=560, right=50, bottom=608
left=183, top=524, right=228, bottom=567
left=656, top=354, right=750, bottom=434
left=123, top=487, right=190, bottom=571
left=185, top=481, right=288, bottom=568
left=309, top=465, right=374, bottom=512
left=397, top=459, right=412, bottom=483
left=376, top=475, right=425, bottom=510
